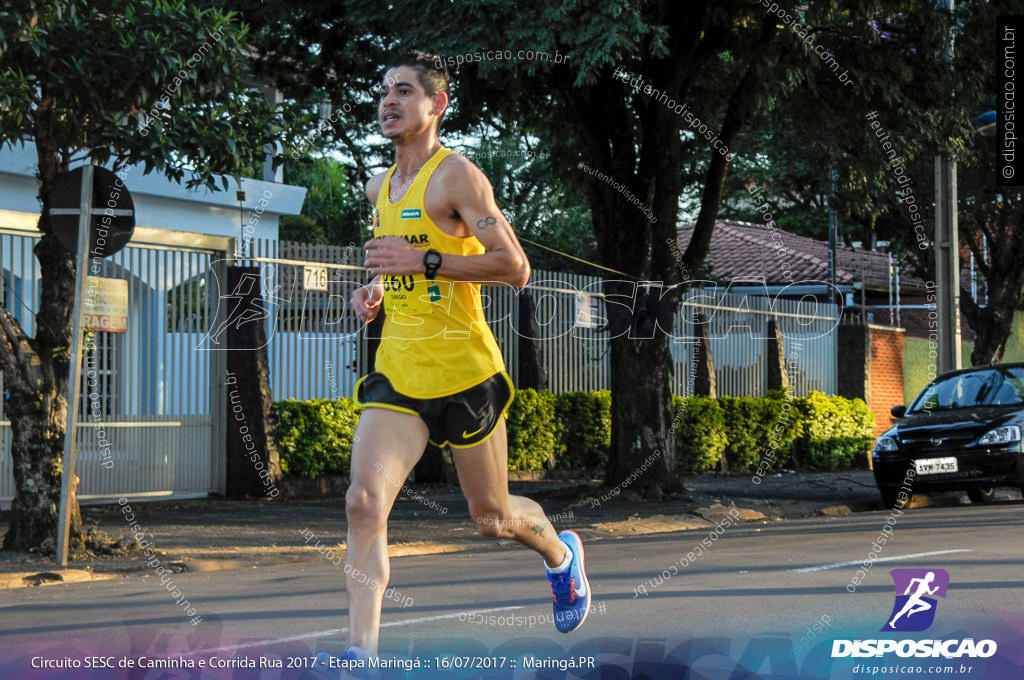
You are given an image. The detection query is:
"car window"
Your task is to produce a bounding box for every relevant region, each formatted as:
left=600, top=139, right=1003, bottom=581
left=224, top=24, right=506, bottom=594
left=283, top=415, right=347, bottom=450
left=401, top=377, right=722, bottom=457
left=992, top=382, right=1021, bottom=405
left=910, top=367, right=1024, bottom=412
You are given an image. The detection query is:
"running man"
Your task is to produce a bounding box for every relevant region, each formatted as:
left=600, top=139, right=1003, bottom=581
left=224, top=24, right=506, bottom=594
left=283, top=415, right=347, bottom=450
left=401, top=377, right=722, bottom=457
left=888, top=571, right=939, bottom=628
left=315, top=51, right=590, bottom=673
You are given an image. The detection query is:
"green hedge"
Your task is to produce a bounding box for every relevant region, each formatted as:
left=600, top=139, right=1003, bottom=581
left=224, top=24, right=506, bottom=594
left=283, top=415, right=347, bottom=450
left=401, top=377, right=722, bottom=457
left=671, top=395, right=727, bottom=473
left=794, top=391, right=875, bottom=470
left=272, top=398, right=361, bottom=478
left=554, top=391, right=611, bottom=469
left=270, top=389, right=874, bottom=477
left=506, top=388, right=563, bottom=470
left=717, top=391, right=804, bottom=473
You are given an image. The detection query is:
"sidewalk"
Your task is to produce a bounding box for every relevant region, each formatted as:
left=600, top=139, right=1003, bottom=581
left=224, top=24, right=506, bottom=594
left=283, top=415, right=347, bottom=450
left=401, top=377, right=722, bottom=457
left=0, top=471, right=885, bottom=589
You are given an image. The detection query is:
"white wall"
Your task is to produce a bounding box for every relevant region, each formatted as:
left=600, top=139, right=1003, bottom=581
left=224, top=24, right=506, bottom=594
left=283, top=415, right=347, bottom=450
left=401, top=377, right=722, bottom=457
left=0, top=142, right=306, bottom=239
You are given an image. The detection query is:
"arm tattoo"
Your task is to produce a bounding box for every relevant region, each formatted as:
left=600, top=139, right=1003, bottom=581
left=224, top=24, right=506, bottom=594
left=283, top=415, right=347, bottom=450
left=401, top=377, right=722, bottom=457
left=476, top=216, right=499, bottom=230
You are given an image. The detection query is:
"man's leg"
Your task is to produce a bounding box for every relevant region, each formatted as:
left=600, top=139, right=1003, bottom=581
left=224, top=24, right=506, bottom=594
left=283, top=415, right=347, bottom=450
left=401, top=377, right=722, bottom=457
left=451, top=419, right=591, bottom=633
left=449, top=419, right=565, bottom=565
left=345, top=408, right=428, bottom=655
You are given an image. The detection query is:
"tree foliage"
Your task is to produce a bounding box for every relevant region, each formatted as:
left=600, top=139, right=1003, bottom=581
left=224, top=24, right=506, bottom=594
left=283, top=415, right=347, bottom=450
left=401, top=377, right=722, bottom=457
left=382, top=0, right=955, bottom=494
left=280, top=156, right=367, bottom=246
left=808, top=1, right=1021, bottom=365
left=223, top=1, right=971, bottom=496
left=0, top=0, right=282, bottom=552
left=693, top=3, right=1022, bottom=365
left=457, top=132, right=596, bottom=274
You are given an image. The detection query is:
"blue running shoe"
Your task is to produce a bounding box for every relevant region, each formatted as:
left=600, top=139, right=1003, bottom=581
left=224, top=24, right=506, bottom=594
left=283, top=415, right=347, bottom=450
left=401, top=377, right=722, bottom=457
left=546, top=530, right=591, bottom=633
left=303, top=647, right=379, bottom=680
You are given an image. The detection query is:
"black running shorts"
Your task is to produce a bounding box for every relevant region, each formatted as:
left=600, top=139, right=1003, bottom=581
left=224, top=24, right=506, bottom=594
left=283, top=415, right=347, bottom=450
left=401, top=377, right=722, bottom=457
left=355, top=371, right=514, bottom=449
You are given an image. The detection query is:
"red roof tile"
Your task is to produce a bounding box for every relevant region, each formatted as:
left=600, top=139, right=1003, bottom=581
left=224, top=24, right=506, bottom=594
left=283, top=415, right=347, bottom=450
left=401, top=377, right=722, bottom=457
left=674, top=220, right=928, bottom=292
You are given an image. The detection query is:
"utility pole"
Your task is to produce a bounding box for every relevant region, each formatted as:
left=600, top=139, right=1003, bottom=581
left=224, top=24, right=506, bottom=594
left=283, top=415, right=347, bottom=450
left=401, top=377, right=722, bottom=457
left=828, top=165, right=840, bottom=392
left=934, top=0, right=962, bottom=373
left=828, top=166, right=838, bottom=303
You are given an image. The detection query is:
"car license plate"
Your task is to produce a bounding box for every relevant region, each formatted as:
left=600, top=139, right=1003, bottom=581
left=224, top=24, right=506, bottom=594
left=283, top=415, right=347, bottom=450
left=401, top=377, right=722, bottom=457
left=914, top=457, right=959, bottom=474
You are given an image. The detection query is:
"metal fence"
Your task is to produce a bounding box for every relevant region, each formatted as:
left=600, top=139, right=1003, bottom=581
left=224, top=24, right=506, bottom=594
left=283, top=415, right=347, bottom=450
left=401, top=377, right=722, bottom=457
left=0, top=229, right=218, bottom=504
left=0, top=235, right=839, bottom=504
left=502, top=271, right=837, bottom=397
left=528, top=273, right=610, bottom=393
left=239, top=238, right=528, bottom=401
left=240, top=239, right=365, bottom=402
left=235, top=242, right=838, bottom=399
left=672, top=292, right=837, bottom=397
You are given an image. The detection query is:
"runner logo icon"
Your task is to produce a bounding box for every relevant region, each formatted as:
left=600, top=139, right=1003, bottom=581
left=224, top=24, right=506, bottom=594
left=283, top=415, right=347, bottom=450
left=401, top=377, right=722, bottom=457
left=881, top=568, right=949, bottom=632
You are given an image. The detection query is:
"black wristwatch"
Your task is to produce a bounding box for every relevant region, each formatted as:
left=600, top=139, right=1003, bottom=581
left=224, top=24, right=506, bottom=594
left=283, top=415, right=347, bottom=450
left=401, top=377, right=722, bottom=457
left=423, top=249, right=442, bottom=280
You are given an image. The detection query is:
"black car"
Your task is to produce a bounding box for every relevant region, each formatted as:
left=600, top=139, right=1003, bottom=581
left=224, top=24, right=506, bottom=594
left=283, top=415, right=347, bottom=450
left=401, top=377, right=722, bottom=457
left=872, top=363, right=1024, bottom=507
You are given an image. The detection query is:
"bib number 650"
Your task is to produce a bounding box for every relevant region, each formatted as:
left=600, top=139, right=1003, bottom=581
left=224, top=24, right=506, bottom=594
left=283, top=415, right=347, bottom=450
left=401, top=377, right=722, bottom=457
left=382, top=275, right=414, bottom=292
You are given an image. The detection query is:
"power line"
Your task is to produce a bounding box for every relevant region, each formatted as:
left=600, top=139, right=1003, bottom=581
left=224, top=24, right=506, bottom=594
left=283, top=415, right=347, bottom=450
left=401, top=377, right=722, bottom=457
left=517, top=235, right=639, bottom=280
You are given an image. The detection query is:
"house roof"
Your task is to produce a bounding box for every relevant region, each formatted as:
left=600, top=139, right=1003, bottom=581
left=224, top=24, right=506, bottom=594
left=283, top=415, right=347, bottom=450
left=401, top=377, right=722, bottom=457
left=674, top=220, right=928, bottom=293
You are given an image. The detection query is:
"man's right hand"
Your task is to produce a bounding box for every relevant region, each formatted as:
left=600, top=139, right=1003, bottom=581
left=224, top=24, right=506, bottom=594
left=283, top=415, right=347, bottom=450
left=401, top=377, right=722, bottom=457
left=350, top=277, right=383, bottom=323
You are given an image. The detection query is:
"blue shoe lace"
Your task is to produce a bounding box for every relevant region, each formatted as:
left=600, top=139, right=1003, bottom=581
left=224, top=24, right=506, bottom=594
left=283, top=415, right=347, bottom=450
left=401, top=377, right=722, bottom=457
left=549, top=570, right=577, bottom=605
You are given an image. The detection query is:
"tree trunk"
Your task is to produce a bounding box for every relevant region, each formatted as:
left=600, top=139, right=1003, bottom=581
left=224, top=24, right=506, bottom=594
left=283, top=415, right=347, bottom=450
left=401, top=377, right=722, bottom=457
left=225, top=267, right=282, bottom=497
left=961, top=207, right=1024, bottom=367
left=969, top=316, right=1012, bottom=367
left=412, top=443, right=457, bottom=484
left=963, top=294, right=1016, bottom=367
left=516, top=290, right=546, bottom=390
left=2, top=92, right=83, bottom=553
left=955, top=185, right=1024, bottom=367
left=2, top=231, right=83, bottom=553
left=603, top=282, right=682, bottom=497
left=3, top=384, right=81, bottom=553
left=766, top=319, right=790, bottom=391
left=693, top=314, right=717, bottom=398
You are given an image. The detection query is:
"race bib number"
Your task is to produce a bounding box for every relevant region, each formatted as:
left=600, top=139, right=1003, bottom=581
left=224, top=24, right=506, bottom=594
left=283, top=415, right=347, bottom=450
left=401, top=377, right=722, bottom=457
left=383, top=275, right=448, bottom=316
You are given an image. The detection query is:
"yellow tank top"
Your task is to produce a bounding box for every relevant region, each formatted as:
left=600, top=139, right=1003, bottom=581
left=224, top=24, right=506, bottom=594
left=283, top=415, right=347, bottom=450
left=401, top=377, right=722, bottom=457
left=372, top=146, right=506, bottom=398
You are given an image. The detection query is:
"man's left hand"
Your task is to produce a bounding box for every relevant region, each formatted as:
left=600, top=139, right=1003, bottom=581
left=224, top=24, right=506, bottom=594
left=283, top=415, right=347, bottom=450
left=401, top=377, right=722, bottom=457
left=363, top=236, right=425, bottom=276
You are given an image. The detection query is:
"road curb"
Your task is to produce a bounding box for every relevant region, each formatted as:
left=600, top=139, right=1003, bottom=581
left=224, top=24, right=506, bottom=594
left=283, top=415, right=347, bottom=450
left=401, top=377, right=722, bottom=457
left=0, top=568, right=118, bottom=589
left=0, top=477, right=889, bottom=590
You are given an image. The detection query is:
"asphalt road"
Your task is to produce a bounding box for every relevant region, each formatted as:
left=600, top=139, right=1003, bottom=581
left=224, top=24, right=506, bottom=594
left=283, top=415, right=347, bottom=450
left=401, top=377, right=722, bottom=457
left=3, top=501, right=1023, bottom=678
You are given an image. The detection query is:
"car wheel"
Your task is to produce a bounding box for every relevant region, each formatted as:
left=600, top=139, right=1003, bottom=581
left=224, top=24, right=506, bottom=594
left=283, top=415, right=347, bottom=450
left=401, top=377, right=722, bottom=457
left=966, top=487, right=996, bottom=503
left=879, top=488, right=907, bottom=509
